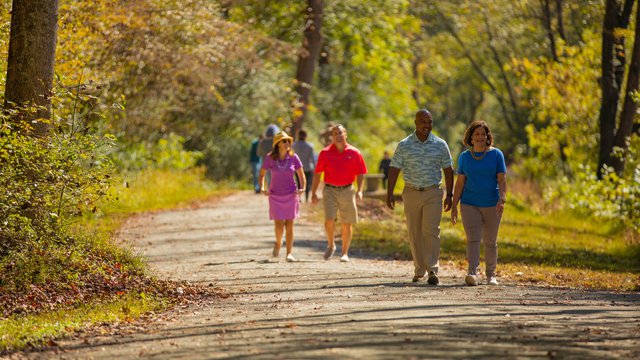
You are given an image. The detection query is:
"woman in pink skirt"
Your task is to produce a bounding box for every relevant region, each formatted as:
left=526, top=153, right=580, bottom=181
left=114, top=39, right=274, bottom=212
left=258, top=131, right=306, bottom=262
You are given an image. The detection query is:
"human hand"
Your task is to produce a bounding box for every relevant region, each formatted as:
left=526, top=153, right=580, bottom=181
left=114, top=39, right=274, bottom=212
left=496, top=200, right=505, bottom=216
left=356, top=191, right=363, bottom=202
left=443, top=196, right=452, bottom=212
left=297, top=188, right=305, bottom=195
left=386, top=194, right=395, bottom=210
left=451, top=206, right=458, bottom=225
left=261, top=188, right=270, bottom=196
left=311, top=193, right=319, bottom=205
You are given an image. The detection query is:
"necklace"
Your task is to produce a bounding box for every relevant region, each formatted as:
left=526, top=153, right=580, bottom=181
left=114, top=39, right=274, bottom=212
left=275, top=157, right=288, bottom=169
left=470, top=147, right=488, bottom=161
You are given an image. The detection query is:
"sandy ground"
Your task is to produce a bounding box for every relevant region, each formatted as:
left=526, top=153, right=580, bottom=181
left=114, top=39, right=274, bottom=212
left=21, top=191, right=640, bottom=359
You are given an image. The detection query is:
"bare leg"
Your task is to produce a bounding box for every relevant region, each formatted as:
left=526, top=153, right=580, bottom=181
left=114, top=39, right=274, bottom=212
left=325, top=219, right=336, bottom=248
left=273, top=220, right=284, bottom=256
left=341, top=223, right=352, bottom=256
left=285, top=219, right=294, bottom=255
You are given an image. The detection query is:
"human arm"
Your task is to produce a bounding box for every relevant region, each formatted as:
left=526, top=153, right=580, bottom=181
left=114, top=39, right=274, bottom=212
left=355, top=174, right=364, bottom=202
left=496, top=172, right=507, bottom=216
left=386, top=167, right=400, bottom=210
left=310, top=172, right=322, bottom=205
left=296, top=167, right=306, bottom=195
left=258, top=168, right=269, bottom=196
left=443, top=166, right=454, bottom=212
left=451, top=174, right=466, bottom=225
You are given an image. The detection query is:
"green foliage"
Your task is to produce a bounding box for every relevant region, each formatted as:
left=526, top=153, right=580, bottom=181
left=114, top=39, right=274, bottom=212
left=555, top=165, right=640, bottom=230
left=513, top=29, right=640, bottom=230
left=0, top=119, right=114, bottom=259
left=112, top=133, right=203, bottom=172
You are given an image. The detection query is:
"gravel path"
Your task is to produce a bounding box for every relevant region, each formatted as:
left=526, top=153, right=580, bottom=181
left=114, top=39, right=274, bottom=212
left=27, top=191, right=639, bottom=359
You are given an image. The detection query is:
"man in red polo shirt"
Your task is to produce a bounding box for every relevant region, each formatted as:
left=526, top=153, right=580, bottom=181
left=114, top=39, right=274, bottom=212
left=311, top=124, right=368, bottom=262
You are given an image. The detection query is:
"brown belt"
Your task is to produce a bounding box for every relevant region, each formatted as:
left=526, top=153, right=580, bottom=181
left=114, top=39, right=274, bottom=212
left=325, top=183, right=352, bottom=189
left=405, top=184, right=439, bottom=191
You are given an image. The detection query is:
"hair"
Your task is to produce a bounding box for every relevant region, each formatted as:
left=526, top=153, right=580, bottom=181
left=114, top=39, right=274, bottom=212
left=269, top=138, right=294, bottom=160
left=298, top=130, right=307, bottom=140
left=330, top=123, right=346, bottom=133
left=416, top=109, right=432, bottom=118
left=462, top=120, right=493, bottom=147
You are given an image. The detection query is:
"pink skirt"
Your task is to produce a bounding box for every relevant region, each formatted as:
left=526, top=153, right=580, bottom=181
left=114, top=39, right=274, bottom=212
left=269, top=192, right=299, bottom=220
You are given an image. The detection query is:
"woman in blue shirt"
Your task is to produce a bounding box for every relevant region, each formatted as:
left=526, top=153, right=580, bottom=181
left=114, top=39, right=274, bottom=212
left=451, top=121, right=507, bottom=286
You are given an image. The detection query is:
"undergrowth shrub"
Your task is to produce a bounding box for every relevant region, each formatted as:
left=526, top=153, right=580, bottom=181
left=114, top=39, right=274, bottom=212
left=0, top=118, right=145, bottom=315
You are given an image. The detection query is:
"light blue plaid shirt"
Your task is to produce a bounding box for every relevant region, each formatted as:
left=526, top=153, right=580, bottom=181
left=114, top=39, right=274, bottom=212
left=390, top=132, right=453, bottom=188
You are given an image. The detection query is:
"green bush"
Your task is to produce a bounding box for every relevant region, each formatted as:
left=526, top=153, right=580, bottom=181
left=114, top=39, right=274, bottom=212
left=0, top=118, right=121, bottom=295
left=111, top=133, right=203, bottom=172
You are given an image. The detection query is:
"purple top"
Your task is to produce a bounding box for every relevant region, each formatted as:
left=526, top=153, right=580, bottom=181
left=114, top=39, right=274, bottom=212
left=262, top=154, right=302, bottom=195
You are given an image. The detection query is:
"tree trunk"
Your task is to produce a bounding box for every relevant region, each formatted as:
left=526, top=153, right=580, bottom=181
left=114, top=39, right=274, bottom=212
left=542, top=0, right=559, bottom=61
left=555, top=0, right=566, bottom=41
left=610, top=5, right=640, bottom=175
left=4, top=0, right=60, bottom=137
left=411, top=58, right=421, bottom=107
left=598, top=0, right=635, bottom=178
left=292, top=0, right=323, bottom=140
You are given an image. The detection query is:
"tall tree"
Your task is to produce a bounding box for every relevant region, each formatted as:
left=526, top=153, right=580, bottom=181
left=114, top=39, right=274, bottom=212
left=4, top=0, right=60, bottom=137
left=598, top=0, right=635, bottom=177
left=292, top=0, right=323, bottom=140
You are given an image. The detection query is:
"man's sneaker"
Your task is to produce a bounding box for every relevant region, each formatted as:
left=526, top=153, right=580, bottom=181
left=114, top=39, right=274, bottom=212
left=465, top=274, right=478, bottom=286
left=487, top=276, right=499, bottom=285
left=323, top=245, right=336, bottom=260
left=340, top=254, right=350, bottom=262
left=427, top=271, right=439, bottom=285
left=286, top=254, right=297, bottom=262
left=412, top=275, right=424, bottom=283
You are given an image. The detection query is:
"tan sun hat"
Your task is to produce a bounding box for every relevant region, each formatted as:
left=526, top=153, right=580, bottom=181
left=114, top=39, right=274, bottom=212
left=273, top=131, right=294, bottom=146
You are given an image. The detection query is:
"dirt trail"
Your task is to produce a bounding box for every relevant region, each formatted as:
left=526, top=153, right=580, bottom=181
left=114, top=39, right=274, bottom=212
left=27, top=191, right=639, bottom=359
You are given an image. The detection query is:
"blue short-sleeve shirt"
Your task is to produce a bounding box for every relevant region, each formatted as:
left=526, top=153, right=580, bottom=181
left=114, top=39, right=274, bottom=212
left=390, top=132, right=453, bottom=187
left=457, top=148, right=506, bottom=207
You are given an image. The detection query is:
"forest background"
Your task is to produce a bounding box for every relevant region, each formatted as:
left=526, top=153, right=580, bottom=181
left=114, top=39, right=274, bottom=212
left=1, top=0, right=639, bottom=352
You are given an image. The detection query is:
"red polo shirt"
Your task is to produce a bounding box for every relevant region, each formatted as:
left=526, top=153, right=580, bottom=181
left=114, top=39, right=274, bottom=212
left=315, top=144, right=368, bottom=186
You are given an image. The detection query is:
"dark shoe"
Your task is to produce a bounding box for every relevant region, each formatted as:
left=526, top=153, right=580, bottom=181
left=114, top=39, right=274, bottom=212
left=427, top=271, right=439, bottom=285
left=323, top=245, right=336, bottom=260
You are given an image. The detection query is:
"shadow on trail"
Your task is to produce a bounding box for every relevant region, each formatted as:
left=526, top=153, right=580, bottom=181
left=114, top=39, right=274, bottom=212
left=45, top=296, right=639, bottom=359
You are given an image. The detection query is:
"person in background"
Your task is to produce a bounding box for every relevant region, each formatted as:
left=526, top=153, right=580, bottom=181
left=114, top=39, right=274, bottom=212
left=258, top=131, right=306, bottom=262
left=293, top=129, right=316, bottom=202
left=378, top=150, right=391, bottom=189
left=258, top=124, right=280, bottom=187
left=249, top=134, right=263, bottom=193
left=451, top=120, right=507, bottom=286
left=311, top=124, right=367, bottom=263
left=386, top=109, right=454, bottom=285
left=318, top=121, right=336, bottom=147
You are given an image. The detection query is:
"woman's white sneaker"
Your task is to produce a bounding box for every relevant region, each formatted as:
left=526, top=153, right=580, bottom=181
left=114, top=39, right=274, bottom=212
left=487, top=276, right=499, bottom=285
left=286, top=254, right=297, bottom=262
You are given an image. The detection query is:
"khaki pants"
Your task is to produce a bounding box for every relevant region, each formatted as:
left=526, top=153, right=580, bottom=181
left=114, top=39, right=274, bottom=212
left=402, top=187, right=443, bottom=277
left=460, top=204, right=502, bottom=277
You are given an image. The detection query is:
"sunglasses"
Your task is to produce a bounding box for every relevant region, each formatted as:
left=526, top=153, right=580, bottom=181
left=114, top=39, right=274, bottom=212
left=281, top=139, right=291, bottom=143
